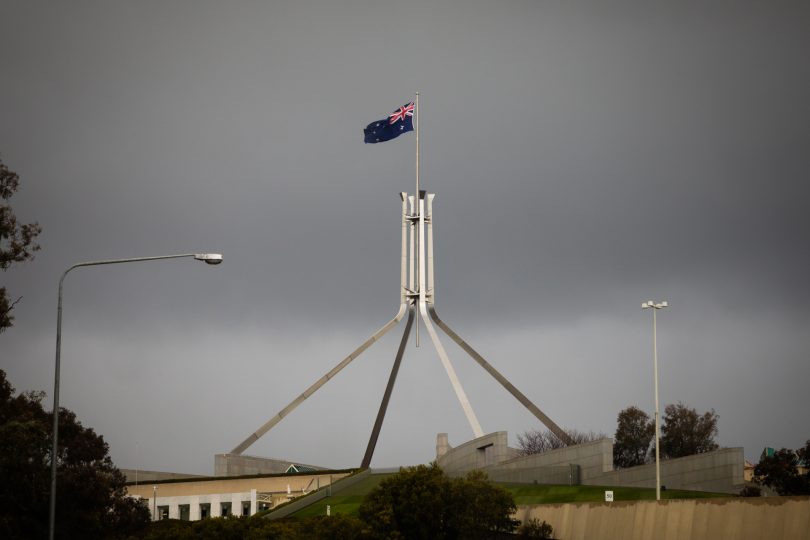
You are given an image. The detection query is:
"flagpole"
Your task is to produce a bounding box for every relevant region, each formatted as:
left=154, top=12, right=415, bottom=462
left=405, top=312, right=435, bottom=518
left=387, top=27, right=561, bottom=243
left=415, top=91, right=420, bottom=347
left=415, top=91, right=420, bottom=204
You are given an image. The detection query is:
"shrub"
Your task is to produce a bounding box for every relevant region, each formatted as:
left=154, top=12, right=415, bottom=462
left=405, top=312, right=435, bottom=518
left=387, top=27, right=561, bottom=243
left=517, top=518, right=554, bottom=539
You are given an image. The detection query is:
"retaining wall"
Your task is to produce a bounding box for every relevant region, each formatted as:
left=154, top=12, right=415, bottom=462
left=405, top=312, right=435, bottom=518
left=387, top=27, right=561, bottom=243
left=515, top=496, right=810, bottom=540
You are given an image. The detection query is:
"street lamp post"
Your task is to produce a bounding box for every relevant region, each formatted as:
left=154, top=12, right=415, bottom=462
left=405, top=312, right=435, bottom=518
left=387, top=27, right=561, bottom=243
left=49, top=253, right=222, bottom=540
left=642, top=299, right=668, bottom=501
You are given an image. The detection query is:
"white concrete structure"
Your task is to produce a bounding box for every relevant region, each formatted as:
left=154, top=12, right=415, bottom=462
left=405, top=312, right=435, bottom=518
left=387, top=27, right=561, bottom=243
left=126, top=471, right=350, bottom=521
left=227, top=192, right=573, bottom=470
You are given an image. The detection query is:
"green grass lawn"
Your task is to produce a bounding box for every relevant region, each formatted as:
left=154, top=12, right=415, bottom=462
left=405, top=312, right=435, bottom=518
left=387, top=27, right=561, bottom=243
left=500, top=483, right=729, bottom=505
left=290, top=473, right=395, bottom=518
left=289, top=476, right=728, bottom=518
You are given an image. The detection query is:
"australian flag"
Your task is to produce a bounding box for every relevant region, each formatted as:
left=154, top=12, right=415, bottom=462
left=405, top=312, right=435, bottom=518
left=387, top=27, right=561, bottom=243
left=364, top=102, right=414, bottom=143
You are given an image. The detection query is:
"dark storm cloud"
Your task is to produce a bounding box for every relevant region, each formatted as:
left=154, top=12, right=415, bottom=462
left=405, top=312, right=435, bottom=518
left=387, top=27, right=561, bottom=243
left=1, top=1, right=808, bottom=473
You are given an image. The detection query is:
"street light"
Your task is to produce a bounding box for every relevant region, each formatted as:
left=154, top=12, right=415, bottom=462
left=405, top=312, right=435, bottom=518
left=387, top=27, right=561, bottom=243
left=642, top=299, right=668, bottom=501
left=49, top=253, right=223, bottom=540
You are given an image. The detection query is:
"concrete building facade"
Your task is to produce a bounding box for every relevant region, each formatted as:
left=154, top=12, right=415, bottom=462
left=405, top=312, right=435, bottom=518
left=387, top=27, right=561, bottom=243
left=126, top=470, right=351, bottom=521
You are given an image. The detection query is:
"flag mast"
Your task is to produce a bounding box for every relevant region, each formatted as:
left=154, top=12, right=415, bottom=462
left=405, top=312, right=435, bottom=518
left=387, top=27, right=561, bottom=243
left=415, top=91, right=420, bottom=346
left=415, top=91, right=420, bottom=204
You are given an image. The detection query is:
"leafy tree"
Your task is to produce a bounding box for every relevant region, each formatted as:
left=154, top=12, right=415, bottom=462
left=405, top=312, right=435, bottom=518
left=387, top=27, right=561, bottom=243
left=754, top=445, right=810, bottom=496
left=0, top=369, right=150, bottom=539
left=1, top=158, right=42, bottom=332
left=517, top=428, right=606, bottom=456
left=660, top=402, right=719, bottom=459
left=517, top=517, right=554, bottom=538
left=359, top=463, right=518, bottom=540
left=613, top=406, right=654, bottom=468
left=134, top=514, right=367, bottom=540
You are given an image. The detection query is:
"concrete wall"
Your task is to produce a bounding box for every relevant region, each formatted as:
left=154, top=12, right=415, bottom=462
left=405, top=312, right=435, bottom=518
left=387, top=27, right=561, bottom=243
left=486, top=465, right=580, bottom=485
left=589, top=447, right=745, bottom=494
left=515, top=496, right=810, bottom=540
left=214, top=453, right=326, bottom=476
left=436, top=432, right=744, bottom=494
left=436, top=432, right=515, bottom=476
left=120, top=469, right=208, bottom=483
left=491, top=438, right=614, bottom=482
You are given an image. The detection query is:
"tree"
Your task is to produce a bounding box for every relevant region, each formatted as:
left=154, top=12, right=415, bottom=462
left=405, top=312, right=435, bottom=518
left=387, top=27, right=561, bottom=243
left=754, top=445, right=810, bottom=496
left=517, top=428, right=606, bottom=456
left=613, top=406, right=654, bottom=468
left=659, top=402, right=719, bottom=459
left=0, top=369, right=150, bottom=539
left=1, top=158, right=42, bottom=332
left=359, top=463, right=518, bottom=540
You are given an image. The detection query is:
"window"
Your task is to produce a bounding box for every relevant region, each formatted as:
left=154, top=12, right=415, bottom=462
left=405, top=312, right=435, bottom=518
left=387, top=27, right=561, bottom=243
left=199, top=503, right=211, bottom=519
left=220, top=502, right=232, bottom=517
left=242, top=501, right=251, bottom=516
left=179, top=504, right=190, bottom=521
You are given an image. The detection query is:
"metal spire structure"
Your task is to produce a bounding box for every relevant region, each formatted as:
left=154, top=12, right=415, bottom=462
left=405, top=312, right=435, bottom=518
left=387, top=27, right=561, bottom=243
left=229, top=191, right=573, bottom=466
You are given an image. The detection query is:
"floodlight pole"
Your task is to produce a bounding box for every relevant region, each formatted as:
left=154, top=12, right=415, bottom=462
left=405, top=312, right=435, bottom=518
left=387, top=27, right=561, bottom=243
left=49, top=253, right=222, bottom=540
left=642, top=299, right=668, bottom=501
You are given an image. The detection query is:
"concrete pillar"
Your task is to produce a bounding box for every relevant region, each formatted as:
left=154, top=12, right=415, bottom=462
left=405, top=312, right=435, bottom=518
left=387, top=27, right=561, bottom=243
left=250, top=489, right=257, bottom=516
left=211, top=494, right=221, bottom=517
left=437, top=433, right=450, bottom=458
left=190, top=496, right=200, bottom=521
left=231, top=493, right=241, bottom=516
left=169, top=501, right=179, bottom=520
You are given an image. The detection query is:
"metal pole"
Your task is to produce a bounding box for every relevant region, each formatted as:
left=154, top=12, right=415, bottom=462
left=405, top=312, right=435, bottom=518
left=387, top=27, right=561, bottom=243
left=415, top=92, right=419, bottom=208
left=48, top=252, right=221, bottom=540
left=361, top=306, right=415, bottom=468
left=653, top=307, right=661, bottom=501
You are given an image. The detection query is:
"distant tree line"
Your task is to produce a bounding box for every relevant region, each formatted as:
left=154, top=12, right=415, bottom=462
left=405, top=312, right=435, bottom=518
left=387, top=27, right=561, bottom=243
left=516, top=428, right=606, bottom=456
left=612, top=403, right=719, bottom=468
left=515, top=402, right=720, bottom=470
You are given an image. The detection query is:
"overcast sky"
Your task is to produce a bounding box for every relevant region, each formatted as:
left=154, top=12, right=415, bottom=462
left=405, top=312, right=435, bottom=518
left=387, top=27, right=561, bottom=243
left=2, top=1, right=808, bottom=475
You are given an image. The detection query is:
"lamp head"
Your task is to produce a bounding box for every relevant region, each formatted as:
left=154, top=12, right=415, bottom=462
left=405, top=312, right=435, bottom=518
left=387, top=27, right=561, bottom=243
left=194, top=253, right=223, bottom=265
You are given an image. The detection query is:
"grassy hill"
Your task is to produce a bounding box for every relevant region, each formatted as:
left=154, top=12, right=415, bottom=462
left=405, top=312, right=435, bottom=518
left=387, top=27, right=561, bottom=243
left=287, top=474, right=729, bottom=518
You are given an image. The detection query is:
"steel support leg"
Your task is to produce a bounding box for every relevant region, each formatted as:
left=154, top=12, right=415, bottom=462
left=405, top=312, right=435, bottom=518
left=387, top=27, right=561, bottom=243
left=427, top=305, right=574, bottom=446
left=230, top=303, right=409, bottom=455
left=419, top=301, right=484, bottom=438
left=361, top=305, right=415, bottom=468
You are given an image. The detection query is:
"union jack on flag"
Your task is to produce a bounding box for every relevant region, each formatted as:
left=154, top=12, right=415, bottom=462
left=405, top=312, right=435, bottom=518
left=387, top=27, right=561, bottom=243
left=389, top=102, right=414, bottom=124
left=364, top=101, right=415, bottom=144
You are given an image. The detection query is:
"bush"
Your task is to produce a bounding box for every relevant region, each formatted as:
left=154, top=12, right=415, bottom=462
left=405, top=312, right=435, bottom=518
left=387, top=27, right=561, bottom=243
left=517, top=518, right=554, bottom=539
left=359, top=463, right=518, bottom=539
left=739, top=485, right=761, bottom=497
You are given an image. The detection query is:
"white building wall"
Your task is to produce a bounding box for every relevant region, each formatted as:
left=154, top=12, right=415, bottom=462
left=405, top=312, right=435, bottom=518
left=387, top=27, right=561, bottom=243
left=149, top=491, right=255, bottom=521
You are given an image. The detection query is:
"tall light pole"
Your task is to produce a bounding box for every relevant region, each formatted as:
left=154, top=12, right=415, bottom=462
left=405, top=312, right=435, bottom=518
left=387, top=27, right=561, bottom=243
left=642, top=299, right=668, bottom=501
left=49, top=253, right=223, bottom=540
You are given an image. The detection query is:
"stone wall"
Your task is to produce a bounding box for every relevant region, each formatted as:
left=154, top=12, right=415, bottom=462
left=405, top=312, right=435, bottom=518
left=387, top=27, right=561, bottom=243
left=515, top=496, right=810, bottom=540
